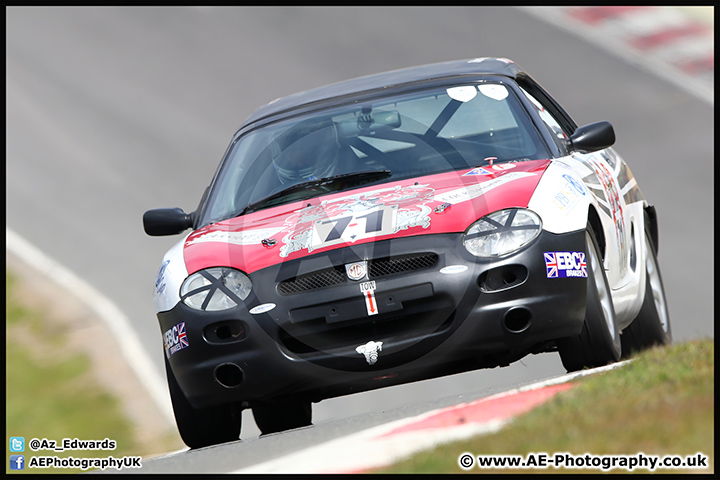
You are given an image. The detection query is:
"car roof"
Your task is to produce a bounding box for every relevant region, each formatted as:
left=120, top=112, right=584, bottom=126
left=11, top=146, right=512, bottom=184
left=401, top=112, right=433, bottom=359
left=241, top=57, right=525, bottom=130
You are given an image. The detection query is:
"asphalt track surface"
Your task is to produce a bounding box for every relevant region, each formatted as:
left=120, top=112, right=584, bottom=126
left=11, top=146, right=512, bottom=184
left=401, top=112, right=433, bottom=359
left=6, top=6, right=713, bottom=473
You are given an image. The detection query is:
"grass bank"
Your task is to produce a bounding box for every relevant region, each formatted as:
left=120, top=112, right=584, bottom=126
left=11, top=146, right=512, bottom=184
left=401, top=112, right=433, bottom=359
left=375, top=338, right=714, bottom=474
left=5, top=270, right=181, bottom=474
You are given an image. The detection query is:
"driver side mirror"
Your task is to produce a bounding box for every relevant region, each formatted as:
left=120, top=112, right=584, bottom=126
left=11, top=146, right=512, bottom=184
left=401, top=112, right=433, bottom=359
left=570, top=121, right=615, bottom=153
left=143, top=208, right=193, bottom=236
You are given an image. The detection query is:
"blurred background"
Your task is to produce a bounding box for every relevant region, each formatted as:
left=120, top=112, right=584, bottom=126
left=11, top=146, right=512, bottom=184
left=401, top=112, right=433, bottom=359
left=6, top=6, right=713, bottom=449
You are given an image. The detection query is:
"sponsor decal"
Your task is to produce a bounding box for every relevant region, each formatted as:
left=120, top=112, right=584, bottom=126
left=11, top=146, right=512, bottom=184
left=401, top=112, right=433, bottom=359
left=440, top=265, right=468, bottom=275
left=249, top=303, right=276, bottom=315
left=463, top=167, right=494, bottom=176
left=587, top=155, right=627, bottom=274
left=434, top=171, right=535, bottom=205
left=552, top=190, right=576, bottom=211
left=356, top=340, right=383, bottom=365
left=261, top=238, right=278, bottom=248
left=360, top=281, right=378, bottom=316
left=164, top=322, right=189, bottom=358
left=433, top=202, right=452, bottom=214
left=462, top=163, right=516, bottom=177
left=544, top=252, right=587, bottom=278
left=562, top=174, right=586, bottom=196
left=187, top=227, right=284, bottom=247
left=600, top=149, right=617, bottom=169
left=552, top=174, right=587, bottom=212
left=155, top=260, right=170, bottom=295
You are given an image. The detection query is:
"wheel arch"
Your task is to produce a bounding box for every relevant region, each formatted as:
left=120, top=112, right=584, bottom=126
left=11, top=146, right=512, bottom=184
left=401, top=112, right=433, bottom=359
left=587, top=204, right=606, bottom=262
left=644, top=204, right=659, bottom=253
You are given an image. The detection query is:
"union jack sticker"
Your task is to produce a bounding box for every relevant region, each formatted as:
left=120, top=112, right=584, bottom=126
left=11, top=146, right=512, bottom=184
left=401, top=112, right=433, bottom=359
left=164, top=321, right=190, bottom=358
left=544, top=251, right=587, bottom=278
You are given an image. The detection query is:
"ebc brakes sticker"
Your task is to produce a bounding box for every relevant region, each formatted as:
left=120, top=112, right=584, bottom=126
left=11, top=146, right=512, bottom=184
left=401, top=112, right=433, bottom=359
left=544, top=251, right=587, bottom=278
left=164, top=322, right=189, bottom=358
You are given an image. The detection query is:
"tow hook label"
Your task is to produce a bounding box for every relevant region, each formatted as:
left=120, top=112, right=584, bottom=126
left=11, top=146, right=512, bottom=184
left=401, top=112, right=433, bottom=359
left=360, top=281, right=378, bottom=315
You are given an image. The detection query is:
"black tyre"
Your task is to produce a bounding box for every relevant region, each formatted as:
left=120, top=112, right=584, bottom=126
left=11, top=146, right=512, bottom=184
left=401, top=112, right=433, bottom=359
left=620, top=229, right=671, bottom=358
left=165, top=359, right=242, bottom=449
left=252, top=400, right=312, bottom=435
left=557, top=229, right=621, bottom=372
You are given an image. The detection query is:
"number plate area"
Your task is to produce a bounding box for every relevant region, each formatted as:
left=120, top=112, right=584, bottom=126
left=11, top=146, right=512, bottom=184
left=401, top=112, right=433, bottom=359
left=288, top=283, right=435, bottom=325
left=311, top=205, right=398, bottom=251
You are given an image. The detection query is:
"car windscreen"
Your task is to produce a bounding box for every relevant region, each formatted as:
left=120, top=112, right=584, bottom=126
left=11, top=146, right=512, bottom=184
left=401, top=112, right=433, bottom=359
left=201, top=81, right=550, bottom=225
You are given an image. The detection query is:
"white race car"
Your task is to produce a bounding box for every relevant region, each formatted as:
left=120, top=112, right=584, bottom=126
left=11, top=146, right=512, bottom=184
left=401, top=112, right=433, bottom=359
left=144, top=57, right=671, bottom=448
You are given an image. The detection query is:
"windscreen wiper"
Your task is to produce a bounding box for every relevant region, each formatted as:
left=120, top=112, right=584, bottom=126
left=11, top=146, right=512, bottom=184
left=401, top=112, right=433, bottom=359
left=237, top=169, right=391, bottom=217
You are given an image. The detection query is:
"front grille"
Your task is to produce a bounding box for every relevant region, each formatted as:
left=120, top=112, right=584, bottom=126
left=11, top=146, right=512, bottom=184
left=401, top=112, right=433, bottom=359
left=277, top=267, right=346, bottom=295
left=369, top=253, right=438, bottom=278
left=277, top=253, right=439, bottom=295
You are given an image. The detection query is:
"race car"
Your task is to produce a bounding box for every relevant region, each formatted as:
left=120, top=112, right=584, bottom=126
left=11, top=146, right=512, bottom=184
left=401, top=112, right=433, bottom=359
left=143, top=57, right=671, bottom=448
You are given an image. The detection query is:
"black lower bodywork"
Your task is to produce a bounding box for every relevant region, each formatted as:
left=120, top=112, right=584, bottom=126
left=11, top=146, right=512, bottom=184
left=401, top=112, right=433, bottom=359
left=158, top=229, right=587, bottom=410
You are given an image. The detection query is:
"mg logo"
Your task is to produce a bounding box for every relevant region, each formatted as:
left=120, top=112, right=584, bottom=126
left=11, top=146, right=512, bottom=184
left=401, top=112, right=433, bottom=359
left=345, top=261, right=367, bottom=281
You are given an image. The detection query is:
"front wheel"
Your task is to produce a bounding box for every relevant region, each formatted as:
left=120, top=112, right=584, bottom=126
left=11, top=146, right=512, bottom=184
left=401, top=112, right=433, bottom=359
left=557, top=229, right=621, bottom=372
left=165, top=359, right=242, bottom=449
left=620, top=229, right=671, bottom=357
left=252, top=399, right=312, bottom=435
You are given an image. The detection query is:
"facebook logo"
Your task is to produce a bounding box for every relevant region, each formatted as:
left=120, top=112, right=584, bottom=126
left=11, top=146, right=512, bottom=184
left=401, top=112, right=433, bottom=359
left=10, top=436, right=25, bottom=452
left=9, top=455, right=25, bottom=470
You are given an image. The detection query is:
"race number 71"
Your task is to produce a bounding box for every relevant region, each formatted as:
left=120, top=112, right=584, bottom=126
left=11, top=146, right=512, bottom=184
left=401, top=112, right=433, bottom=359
left=310, top=205, right=398, bottom=250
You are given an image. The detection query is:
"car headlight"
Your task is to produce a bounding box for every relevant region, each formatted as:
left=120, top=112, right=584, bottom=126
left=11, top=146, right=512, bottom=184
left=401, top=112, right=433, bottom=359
left=180, top=267, right=252, bottom=311
left=463, top=208, right=542, bottom=257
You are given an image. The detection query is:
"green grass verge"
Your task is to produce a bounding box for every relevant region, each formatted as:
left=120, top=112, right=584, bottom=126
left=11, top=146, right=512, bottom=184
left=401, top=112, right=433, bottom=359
left=5, top=270, right=178, bottom=474
left=375, top=338, right=714, bottom=474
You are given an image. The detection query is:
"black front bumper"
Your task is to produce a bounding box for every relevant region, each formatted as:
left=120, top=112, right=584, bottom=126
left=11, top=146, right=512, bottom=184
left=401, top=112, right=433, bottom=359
left=158, top=229, right=587, bottom=409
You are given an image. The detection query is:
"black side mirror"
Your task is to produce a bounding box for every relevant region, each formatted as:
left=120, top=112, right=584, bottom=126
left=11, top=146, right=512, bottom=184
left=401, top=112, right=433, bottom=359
left=143, top=208, right=193, bottom=236
left=570, top=121, right=615, bottom=153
